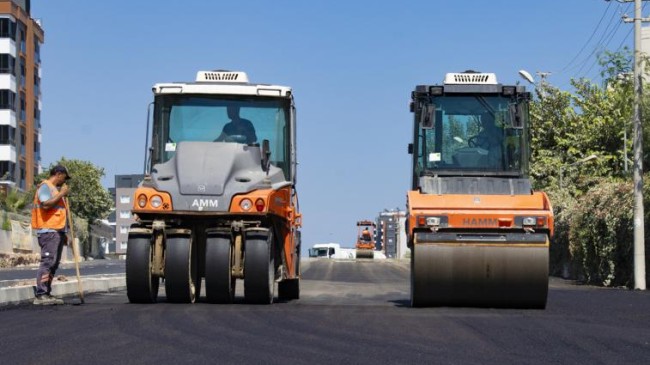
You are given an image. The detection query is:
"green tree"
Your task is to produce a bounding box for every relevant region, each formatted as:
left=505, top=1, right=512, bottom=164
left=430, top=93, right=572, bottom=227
left=529, top=48, right=650, bottom=285
left=529, top=49, right=638, bottom=195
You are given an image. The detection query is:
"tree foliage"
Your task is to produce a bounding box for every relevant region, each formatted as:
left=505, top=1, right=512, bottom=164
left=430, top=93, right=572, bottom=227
left=530, top=48, right=650, bottom=286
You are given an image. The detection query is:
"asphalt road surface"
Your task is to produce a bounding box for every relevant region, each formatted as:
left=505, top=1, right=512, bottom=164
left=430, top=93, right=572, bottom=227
left=0, top=260, right=126, bottom=286
left=1, top=258, right=649, bottom=365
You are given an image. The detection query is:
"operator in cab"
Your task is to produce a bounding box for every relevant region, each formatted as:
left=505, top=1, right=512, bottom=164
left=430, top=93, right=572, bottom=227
left=474, top=112, right=504, bottom=169
left=215, top=104, right=257, bottom=144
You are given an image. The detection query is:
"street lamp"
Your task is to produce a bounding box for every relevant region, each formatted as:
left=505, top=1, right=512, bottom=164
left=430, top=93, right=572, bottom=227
left=559, top=154, right=598, bottom=188
left=518, top=70, right=535, bottom=84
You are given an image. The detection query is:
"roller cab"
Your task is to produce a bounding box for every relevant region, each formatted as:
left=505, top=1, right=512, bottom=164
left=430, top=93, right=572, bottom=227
left=126, top=71, right=301, bottom=304
left=407, top=71, right=554, bottom=308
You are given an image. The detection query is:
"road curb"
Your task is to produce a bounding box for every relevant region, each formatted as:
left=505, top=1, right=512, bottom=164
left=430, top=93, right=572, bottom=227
left=0, top=275, right=126, bottom=306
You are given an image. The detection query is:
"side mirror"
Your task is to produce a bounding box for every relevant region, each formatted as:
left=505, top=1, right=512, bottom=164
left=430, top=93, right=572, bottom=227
left=419, top=104, right=435, bottom=129
left=261, top=139, right=272, bottom=173
left=407, top=143, right=414, bottom=155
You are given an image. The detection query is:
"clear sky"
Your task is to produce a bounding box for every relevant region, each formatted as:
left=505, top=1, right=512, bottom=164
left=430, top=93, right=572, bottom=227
left=33, top=0, right=636, bottom=253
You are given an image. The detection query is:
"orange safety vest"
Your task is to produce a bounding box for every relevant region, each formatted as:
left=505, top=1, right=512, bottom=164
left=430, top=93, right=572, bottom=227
left=31, top=180, right=67, bottom=230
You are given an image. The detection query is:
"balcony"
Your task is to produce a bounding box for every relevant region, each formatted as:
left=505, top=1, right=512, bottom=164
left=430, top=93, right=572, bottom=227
left=0, top=110, right=17, bottom=128
left=0, top=39, right=16, bottom=57
left=0, top=74, right=16, bottom=92
left=0, top=145, right=17, bottom=162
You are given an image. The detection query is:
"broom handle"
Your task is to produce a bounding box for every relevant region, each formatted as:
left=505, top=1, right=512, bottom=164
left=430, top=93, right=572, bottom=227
left=65, top=197, right=84, bottom=303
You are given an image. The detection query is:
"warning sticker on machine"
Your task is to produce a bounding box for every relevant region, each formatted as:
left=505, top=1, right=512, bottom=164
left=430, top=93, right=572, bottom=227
left=429, top=153, right=441, bottom=162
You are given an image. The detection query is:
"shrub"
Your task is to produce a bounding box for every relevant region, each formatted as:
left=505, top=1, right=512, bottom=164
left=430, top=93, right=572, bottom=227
left=566, top=178, right=650, bottom=287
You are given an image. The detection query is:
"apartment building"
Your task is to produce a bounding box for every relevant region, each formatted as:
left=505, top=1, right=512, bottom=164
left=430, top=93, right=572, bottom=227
left=114, top=174, right=144, bottom=256
left=0, top=0, right=42, bottom=190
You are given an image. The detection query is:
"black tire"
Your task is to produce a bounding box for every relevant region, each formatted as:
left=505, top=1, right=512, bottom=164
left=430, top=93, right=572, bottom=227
left=126, top=235, right=159, bottom=303
left=165, top=235, right=197, bottom=303
left=278, top=278, right=300, bottom=300
left=244, top=231, right=274, bottom=304
left=205, top=235, right=235, bottom=303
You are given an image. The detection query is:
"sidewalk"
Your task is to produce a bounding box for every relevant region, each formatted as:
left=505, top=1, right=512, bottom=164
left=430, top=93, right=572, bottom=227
left=0, top=273, right=126, bottom=306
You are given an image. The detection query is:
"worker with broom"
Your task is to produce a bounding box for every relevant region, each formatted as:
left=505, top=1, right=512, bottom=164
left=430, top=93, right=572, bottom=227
left=31, top=165, right=71, bottom=305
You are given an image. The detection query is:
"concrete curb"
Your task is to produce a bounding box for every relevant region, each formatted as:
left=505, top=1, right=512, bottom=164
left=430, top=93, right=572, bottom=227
left=0, top=275, right=126, bottom=306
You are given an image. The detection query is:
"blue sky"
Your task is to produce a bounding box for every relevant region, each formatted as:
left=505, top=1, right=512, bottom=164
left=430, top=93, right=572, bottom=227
left=33, top=1, right=636, bottom=252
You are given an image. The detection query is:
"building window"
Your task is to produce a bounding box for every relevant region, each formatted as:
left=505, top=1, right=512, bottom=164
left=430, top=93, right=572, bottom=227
left=18, top=28, right=25, bottom=53
left=34, top=133, right=40, bottom=162
left=0, top=90, right=15, bottom=110
left=19, top=165, right=25, bottom=190
left=120, top=195, right=130, bottom=204
left=19, top=59, right=24, bottom=88
left=0, top=54, right=15, bottom=74
left=119, top=210, right=131, bottom=219
left=34, top=105, right=40, bottom=128
left=0, top=125, right=15, bottom=144
left=0, top=161, right=15, bottom=180
left=20, top=129, right=25, bottom=155
left=121, top=241, right=127, bottom=250
left=0, top=18, right=16, bottom=39
left=19, top=92, right=25, bottom=121
left=33, top=67, right=40, bottom=96
left=34, top=36, right=41, bottom=63
left=120, top=225, right=129, bottom=234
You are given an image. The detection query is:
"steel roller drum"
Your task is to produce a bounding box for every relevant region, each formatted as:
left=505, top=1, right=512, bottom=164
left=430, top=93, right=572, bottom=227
left=356, top=249, right=374, bottom=259
left=410, top=239, right=549, bottom=308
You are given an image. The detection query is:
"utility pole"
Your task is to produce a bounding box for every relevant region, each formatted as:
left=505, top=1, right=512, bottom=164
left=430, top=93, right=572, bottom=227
left=536, top=72, right=551, bottom=97
left=622, top=0, right=648, bottom=290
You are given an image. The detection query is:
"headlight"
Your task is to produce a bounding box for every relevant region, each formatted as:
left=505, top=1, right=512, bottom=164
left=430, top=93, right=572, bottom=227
left=150, top=195, right=163, bottom=208
left=522, top=217, right=536, bottom=226
left=426, top=217, right=441, bottom=226
left=137, top=194, right=147, bottom=208
left=240, top=198, right=252, bottom=211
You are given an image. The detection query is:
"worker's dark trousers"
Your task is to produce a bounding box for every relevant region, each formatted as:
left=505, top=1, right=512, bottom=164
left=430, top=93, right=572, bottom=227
left=35, top=232, right=65, bottom=296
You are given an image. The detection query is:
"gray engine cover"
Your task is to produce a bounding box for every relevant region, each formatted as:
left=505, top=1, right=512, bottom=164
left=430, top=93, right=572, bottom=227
left=150, top=141, right=288, bottom=212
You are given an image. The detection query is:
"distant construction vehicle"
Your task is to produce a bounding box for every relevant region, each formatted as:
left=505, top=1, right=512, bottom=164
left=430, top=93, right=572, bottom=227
left=126, top=70, right=302, bottom=304
left=355, top=220, right=376, bottom=259
left=407, top=71, right=554, bottom=308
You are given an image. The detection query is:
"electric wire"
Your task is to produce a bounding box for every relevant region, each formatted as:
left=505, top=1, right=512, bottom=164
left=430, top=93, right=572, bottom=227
left=574, top=3, right=626, bottom=76
left=560, top=1, right=612, bottom=72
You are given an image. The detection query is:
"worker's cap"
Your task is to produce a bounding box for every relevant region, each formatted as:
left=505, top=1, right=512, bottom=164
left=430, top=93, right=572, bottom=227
left=50, top=165, right=71, bottom=180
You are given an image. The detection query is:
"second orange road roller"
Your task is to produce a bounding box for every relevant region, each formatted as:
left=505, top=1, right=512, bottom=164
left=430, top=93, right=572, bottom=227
left=406, top=71, right=554, bottom=308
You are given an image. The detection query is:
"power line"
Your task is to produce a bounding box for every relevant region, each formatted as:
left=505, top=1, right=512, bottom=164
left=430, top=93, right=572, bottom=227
left=573, top=4, right=626, bottom=76
left=583, top=1, right=647, bottom=80
left=561, top=1, right=613, bottom=72
left=581, top=18, right=627, bottom=79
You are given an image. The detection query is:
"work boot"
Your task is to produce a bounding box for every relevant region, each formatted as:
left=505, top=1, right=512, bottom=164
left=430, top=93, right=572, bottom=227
left=45, top=294, right=64, bottom=305
left=33, top=295, right=63, bottom=306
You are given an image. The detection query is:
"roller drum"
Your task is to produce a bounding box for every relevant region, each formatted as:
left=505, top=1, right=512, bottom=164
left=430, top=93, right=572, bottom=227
left=411, top=242, right=549, bottom=308
left=356, top=249, right=374, bottom=259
